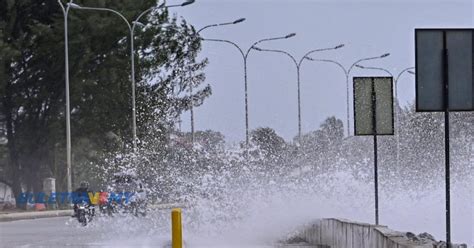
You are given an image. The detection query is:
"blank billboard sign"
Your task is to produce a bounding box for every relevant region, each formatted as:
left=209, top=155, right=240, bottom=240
left=415, top=29, right=474, bottom=111
left=353, top=77, right=394, bottom=136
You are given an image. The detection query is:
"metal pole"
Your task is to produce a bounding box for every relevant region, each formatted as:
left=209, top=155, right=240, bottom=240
left=393, top=68, right=413, bottom=169
left=373, top=134, right=379, bottom=225
left=394, top=70, right=408, bottom=169
left=58, top=1, right=72, bottom=194
left=444, top=97, right=451, bottom=248
left=243, top=34, right=295, bottom=152
left=296, top=66, right=301, bottom=142
left=191, top=19, right=245, bottom=144
left=394, top=78, right=400, bottom=168
left=200, top=38, right=246, bottom=152
left=244, top=58, right=249, bottom=150
left=371, top=77, right=379, bottom=225
left=442, top=31, right=451, bottom=248
left=65, top=7, right=72, bottom=194
left=130, top=28, right=137, bottom=152
left=202, top=35, right=295, bottom=155
left=190, top=84, right=195, bottom=143
left=346, top=74, right=351, bottom=137
left=65, top=14, right=73, bottom=195
left=394, top=68, right=415, bottom=169
left=252, top=46, right=342, bottom=144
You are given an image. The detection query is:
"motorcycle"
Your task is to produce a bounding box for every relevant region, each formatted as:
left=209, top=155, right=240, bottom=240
left=76, top=202, right=95, bottom=226
left=104, top=194, right=146, bottom=217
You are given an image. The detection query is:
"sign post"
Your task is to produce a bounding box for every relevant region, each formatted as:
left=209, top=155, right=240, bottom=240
left=353, top=76, right=394, bottom=225
left=416, top=28, right=474, bottom=248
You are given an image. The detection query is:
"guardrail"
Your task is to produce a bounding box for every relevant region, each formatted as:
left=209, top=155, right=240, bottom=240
left=295, top=218, right=467, bottom=248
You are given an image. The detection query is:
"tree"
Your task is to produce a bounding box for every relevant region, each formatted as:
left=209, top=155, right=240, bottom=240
left=298, top=117, right=345, bottom=172
left=0, top=0, right=211, bottom=202
left=249, top=127, right=288, bottom=174
left=191, top=130, right=226, bottom=153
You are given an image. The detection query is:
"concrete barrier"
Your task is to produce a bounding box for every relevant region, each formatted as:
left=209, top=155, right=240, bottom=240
left=296, top=218, right=467, bottom=248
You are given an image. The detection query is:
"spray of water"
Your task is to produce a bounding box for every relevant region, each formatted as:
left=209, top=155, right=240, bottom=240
left=181, top=162, right=473, bottom=247
left=85, top=113, right=473, bottom=247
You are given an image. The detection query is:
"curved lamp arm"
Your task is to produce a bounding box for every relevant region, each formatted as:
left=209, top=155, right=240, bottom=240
left=202, top=38, right=245, bottom=59
left=245, top=33, right=296, bottom=58
left=132, top=3, right=189, bottom=32
left=197, top=18, right=246, bottom=34
left=355, top=65, right=394, bottom=77
left=58, top=0, right=67, bottom=15
left=299, top=44, right=344, bottom=67
left=68, top=4, right=132, bottom=31
left=347, top=53, right=390, bottom=76
left=395, top=66, right=415, bottom=83
left=307, top=58, right=348, bottom=77
left=135, top=7, right=156, bottom=22
left=253, top=47, right=298, bottom=67
left=132, top=8, right=155, bottom=32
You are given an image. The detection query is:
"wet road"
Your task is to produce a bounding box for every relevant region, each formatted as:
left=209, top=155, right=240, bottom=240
left=0, top=215, right=296, bottom=248
left=0, top=216, right=171, bottom=247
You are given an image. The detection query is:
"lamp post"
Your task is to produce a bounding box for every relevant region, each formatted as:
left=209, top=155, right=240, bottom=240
left=203, top=33, right=296, bottom=154
left=306, top=53, right=390, bottom=136
left=68, top=0, right=194, bottom=153
left=252, top=44, right=344, bottom=143
left=354, top=65, right=415, bottom=167
left=58, top=0, right=73, bottom=193
left=355, top=65, right=415, bottom=107
left=185, top=18, right=246, bottom=144
left=197, top=18, right=246, bottom=34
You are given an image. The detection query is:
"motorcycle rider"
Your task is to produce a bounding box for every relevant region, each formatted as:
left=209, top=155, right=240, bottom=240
left=72, top=181, right=93, bottom=217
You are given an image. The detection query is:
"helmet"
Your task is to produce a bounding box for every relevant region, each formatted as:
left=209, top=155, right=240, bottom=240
left=80, top=181, right=89, bottom=189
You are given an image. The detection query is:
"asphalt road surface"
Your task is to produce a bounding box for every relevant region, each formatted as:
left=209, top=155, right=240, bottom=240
left=0, top=215, right=172, bottom=247
left=0, top=214, right=295, bottom=248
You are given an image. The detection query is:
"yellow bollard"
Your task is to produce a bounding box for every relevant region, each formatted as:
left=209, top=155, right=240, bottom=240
left=171, top=208, right=183, bottom=248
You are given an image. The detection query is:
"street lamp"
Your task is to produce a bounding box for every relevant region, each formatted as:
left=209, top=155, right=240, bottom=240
left=353, top=65, right=415, bottom=167
left=355, top=64, right=415, bottom=103
left=305, top=53, right=390, bottom=136
left=58, top=0, right=73, bottom=193
left=203, top=33, right=296, bottom=154
left=184, top=18, right=246, bottom=144
left=252, top=44, right=344, bottom=143
left=68, top=0, right=194, bottom=153
left=355, top=64, right=393, bottom=77
left=197, top=18, right=246, bottom=34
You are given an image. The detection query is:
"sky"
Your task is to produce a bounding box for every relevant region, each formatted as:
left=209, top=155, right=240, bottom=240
left=174, top=0, right=473, bottom=143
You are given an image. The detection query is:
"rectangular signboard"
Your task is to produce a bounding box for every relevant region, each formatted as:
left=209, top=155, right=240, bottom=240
left=415, top=29, right=474, bottom=111
left=353, top=77, right=394, bottom=136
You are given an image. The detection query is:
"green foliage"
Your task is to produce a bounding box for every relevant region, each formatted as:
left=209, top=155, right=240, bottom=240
left=0, top=0, right=211, bottom=198
left=250, top=127, right=287, bottom=163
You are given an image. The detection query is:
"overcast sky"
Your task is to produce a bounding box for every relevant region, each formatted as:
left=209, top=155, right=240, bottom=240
left=175, top=0, right=473, bottom=143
